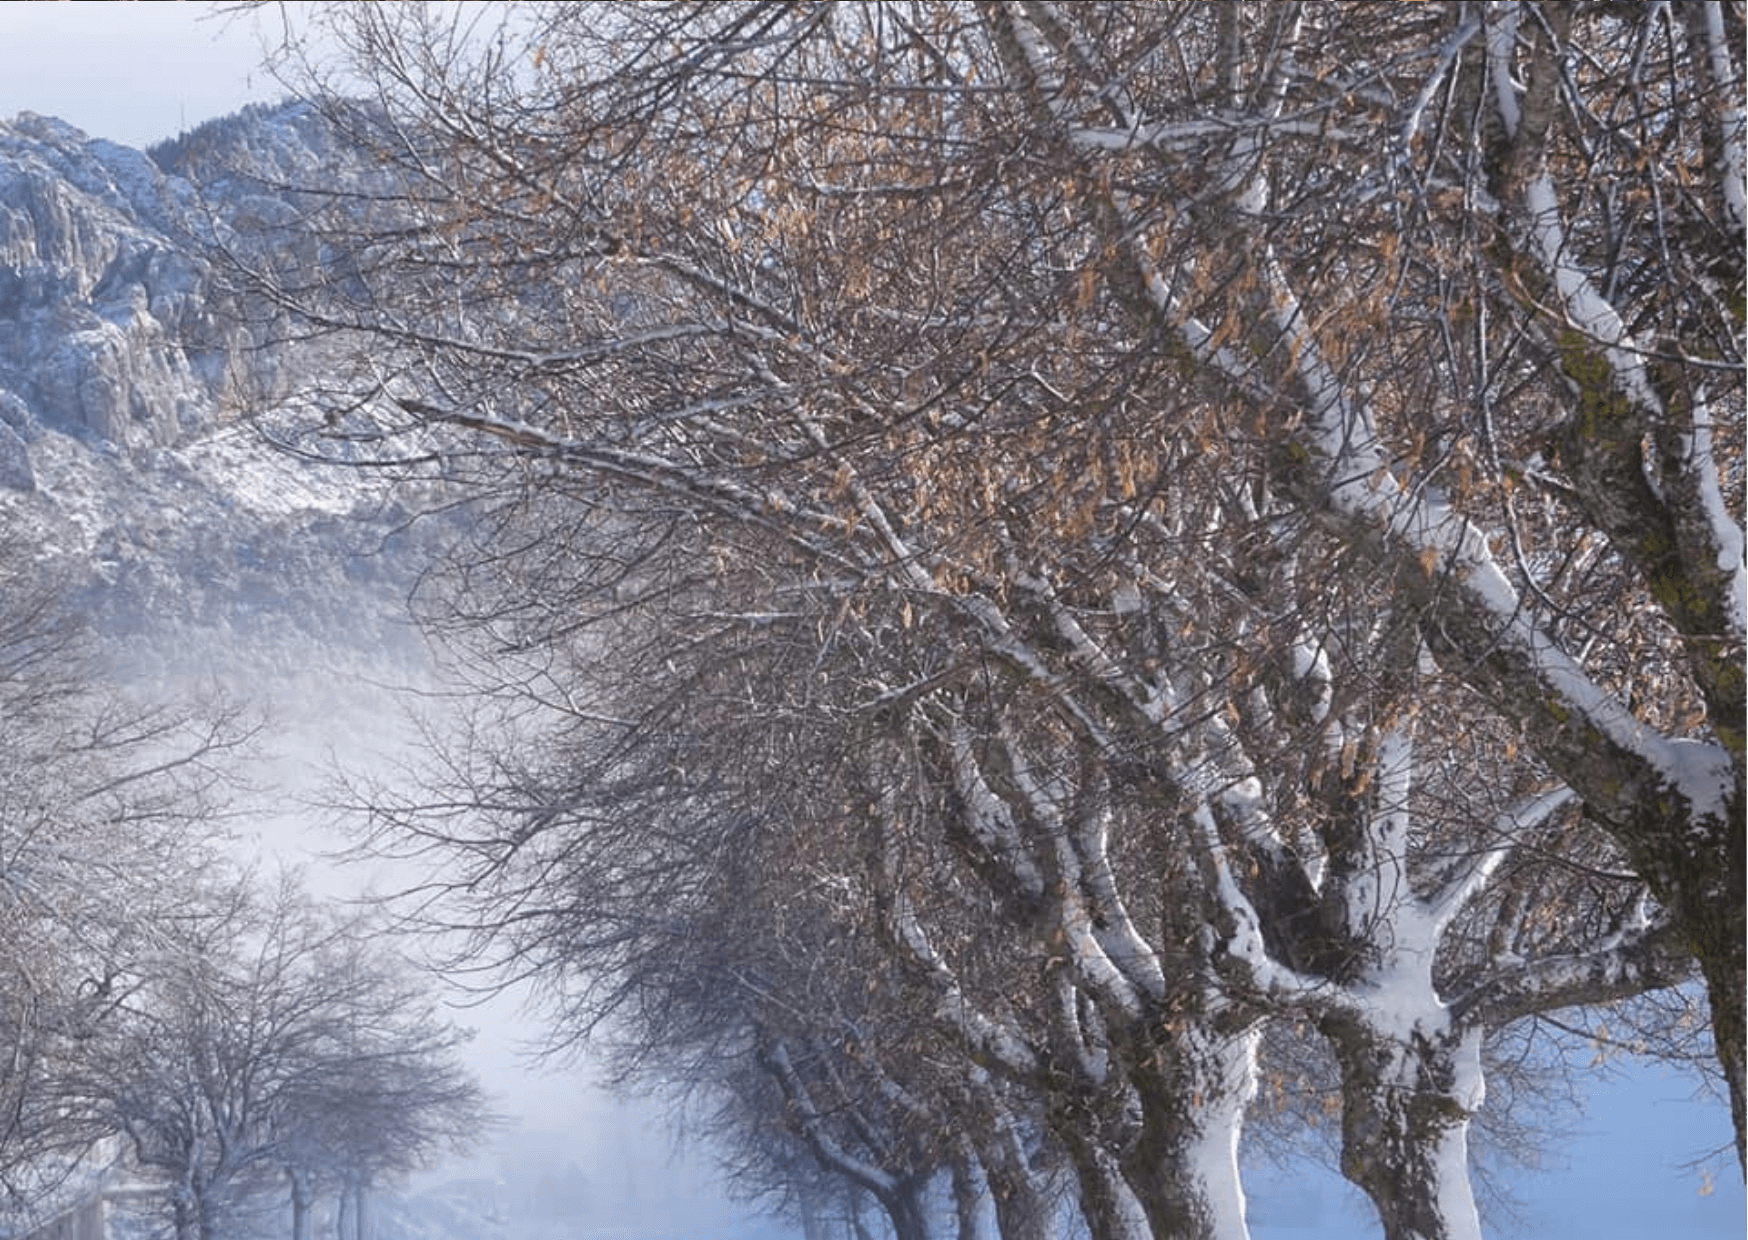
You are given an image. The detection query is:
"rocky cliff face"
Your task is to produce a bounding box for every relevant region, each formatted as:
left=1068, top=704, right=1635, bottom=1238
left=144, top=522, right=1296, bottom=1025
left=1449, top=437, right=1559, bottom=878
left=0, top=105, right=432, bottom=669
left=0, top=113, right=222, bottom=452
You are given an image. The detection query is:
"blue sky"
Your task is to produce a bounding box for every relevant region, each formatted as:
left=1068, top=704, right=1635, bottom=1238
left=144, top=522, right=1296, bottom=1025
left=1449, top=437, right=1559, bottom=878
left=0, top=5, right=1741, bottom=1238
left=1248, top=1056, right=1742, bottom=1240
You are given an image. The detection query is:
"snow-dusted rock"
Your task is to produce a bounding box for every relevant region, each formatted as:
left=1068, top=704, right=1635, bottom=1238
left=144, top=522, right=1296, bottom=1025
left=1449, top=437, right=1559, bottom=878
left=0, top=422, right=31, bottom=491
left=0, top=106, right=444, bottom=668
left=0, top=113, right=230, bottom=450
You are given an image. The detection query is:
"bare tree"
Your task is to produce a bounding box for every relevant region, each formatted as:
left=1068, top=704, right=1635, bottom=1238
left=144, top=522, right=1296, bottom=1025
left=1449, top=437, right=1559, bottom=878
left=61, top=872, right=489, bottom=1240
left=228, top=2, right=1742, bottom=1234
left=274, top=927, right=493, bottom=1240
left=0, top=541, right=243, bottom=1212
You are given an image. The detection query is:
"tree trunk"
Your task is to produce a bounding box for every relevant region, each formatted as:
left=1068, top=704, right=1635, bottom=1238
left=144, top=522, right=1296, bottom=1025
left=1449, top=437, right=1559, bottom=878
left=851, top=1194, right=880, bottom=1240
left=172, top=1195, right=200, bottom=1240
left=798, top=1188, right=830, bottom=1240
left=1044, top=1017, right=1257, bottom=1240
left=1699, top=944, right=1746, bottom=1172
left=876, top=1177, right=931, bottom=1240
left=950, top=1153, right=985, bottom=1240
left=290, top=1167, right=314, bottom=1240
left=1120, top=1023, right=1257, bottom=1240
left=171, top=1165, right=208, bottom=1240
left=1056, top=1136, right=1154, bottom=1240
left=979, top=1140, right=1056, bottom=1240
left=1324, top=1016, right=1485, bottom=1240
left=1643, top=801, right=1746, bottom=1168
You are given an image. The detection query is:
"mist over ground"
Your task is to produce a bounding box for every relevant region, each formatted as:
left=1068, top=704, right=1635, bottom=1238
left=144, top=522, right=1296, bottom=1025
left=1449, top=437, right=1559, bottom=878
left=225, top=648, right=803, bottom=1240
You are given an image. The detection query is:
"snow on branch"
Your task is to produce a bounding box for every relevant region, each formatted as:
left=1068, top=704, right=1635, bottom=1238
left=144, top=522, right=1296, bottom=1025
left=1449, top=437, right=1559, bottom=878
left=943, top=723, right=1047, bottom=902
left=1451, top=911, right=1696, bottom=1029
left=1066, top=779, right=1169, bottom=1006
left=886, top=889, right=1040, bottom=1078
left=1260, top=248, right=1735, bottom=830
left=1423, top=786, right=1575, bottom=940
left=379, top=394, right=866, bottom=567
left=1697, top=0, right=1747, bottom=236
left=1188, top=803, right=1325, bottom=1009
left=759, top=1039, right=901, bottom=1198
left=873, top=795, right=1040, bottom=1079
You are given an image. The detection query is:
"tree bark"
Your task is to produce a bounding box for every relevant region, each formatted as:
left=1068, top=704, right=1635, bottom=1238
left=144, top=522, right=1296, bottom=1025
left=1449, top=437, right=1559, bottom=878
left=290, top=1167, right=314, bottom=1240
left=950, top=1153, right=984, bottom=1240
left=1322, top=1016, right=1485, bottom=1240
left=978, top=1138, right=1057, bottom=1240
left=170, top=1163, right=211, bottom=1240
left=1688, top=883, right=1747, bottom=1170
left=1122, top=1023, right=1258, bottom=1240
left=876, top=1179, right=931, bottom=1240
left=1053, top=1132, right=1154, bottom=1240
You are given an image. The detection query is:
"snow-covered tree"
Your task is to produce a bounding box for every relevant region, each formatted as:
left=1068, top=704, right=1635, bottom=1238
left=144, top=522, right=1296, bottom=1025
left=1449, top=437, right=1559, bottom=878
left=60, top=872, right=489, bottom=1240
left=961, top=2, right=1744, bottom=1167
left=0, top=542, right=242, bottom=1210
left=232, top=2, right=1742, bottom=1233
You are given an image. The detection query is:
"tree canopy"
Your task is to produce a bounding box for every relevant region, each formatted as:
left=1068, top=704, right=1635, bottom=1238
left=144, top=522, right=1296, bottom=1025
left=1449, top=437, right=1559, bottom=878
left=237, top=4, right=1744, bottom=1238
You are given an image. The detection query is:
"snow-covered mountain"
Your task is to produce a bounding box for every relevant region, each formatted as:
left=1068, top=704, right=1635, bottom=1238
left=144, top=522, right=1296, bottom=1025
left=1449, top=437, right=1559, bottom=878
left=0, top=104, right=434, bottom=672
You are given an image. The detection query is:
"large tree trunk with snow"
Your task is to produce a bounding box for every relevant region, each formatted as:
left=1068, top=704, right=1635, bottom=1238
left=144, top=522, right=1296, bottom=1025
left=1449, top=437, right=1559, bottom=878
left=1616, top=792, right=1746, bottom=1164
left=168, top=1161, right=215, bottom=1240
left=1699, top=932, right=1746, bottom=1167
left=1039, top=1027, right=1258, bottom=1240
left=171, top=1198, right=198, bottom=1240
left=1323, top=1016, right=1485, bottom=1240
left=1121, top=1025, right=1257, bottom=1240
left=1052, top=1132, right=1154, bottom=1240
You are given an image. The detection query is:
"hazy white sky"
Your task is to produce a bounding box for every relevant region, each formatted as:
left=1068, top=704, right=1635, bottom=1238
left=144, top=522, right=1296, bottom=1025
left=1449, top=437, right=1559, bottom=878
left=0, top=2, right=283, bottom=150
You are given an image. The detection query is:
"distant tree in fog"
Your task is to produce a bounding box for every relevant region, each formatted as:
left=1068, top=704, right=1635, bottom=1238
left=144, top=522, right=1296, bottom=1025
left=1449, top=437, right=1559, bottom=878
left=275, top=928, right=494, bottom=1240
left=58, top=872, right=490, bottom=1240
left=0, top=539, right=244, bottom=1211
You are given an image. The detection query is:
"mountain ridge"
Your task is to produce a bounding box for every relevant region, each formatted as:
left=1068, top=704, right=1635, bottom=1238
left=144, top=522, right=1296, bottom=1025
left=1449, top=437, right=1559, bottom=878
left=0, top=103, right=436, bottom=669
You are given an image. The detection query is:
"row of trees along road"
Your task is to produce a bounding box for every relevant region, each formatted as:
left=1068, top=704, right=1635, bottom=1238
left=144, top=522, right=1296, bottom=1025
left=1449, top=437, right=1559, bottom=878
left=0, top=543, right=491, bottom=1240
left=233, top=4, right=1742, bottom=1239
